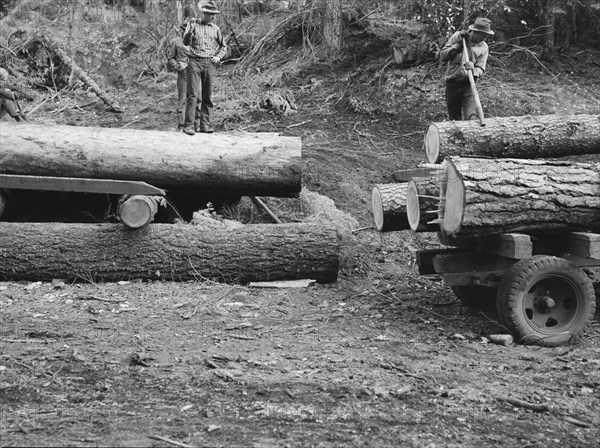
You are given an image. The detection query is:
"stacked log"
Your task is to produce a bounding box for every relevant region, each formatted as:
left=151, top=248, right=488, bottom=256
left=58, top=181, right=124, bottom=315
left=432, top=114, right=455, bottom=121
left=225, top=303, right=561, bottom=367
left=424, top=114, right=600, bottom=164
left=0, top=222, right=340, bottom=283
left=406, top=174, right=441, bottom=232
left=438, top=157, right=600, bottom=237
left=371, top=166, right=443, bottom=232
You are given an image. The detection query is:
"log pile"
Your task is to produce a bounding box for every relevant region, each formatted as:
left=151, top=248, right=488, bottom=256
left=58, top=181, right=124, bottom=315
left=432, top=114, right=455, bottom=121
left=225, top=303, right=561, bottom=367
left=372, top=113, right=600, bottom=239
left=0, top=122, right=343, bottom=284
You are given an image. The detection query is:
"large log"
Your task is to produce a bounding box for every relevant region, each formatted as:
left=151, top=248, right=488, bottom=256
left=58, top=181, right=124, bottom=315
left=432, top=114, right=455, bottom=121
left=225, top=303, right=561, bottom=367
left=0, top=123, right=302, bottom=197
left=425, top=114, right=600, bottom=164
left=0, top=222, right=340, bottom=283
left=440, top=157, right=600, bottom=237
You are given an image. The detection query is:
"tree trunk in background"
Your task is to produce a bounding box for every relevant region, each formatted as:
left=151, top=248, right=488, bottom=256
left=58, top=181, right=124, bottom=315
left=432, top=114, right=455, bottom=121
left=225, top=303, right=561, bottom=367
left=175, top=0, right=183, bottom=24
left=323, top=0, right=343, bottom=50
left=538, top=0, right=556, bottom=61
left=0, top=222, right=340, bottom=283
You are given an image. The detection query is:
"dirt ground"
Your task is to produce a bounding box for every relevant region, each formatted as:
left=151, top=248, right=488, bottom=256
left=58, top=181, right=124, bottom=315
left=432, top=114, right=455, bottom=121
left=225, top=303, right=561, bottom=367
left=2, top=37, right=600, bottom=447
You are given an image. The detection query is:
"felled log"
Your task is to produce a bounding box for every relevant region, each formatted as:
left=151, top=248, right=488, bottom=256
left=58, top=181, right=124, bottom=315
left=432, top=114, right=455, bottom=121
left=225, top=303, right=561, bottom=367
left=0, top=122, right=302, bottom=197
left=0, top=222, right=340, bottom=283
left=35, top=34, right=123, bottom=113
left=439, top=157, right=600, bottom=237
left=406, top=175, right=441, bottom=232
left=372, top=183, right=409, bottom=232
left=425, top=114, right=600, bottom=164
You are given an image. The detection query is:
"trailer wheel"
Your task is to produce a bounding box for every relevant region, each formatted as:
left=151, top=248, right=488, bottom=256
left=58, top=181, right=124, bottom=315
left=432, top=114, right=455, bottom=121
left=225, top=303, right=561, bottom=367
left=497, top=256, right=596, bottom=346
left=451, top=286, right=496, bottom=310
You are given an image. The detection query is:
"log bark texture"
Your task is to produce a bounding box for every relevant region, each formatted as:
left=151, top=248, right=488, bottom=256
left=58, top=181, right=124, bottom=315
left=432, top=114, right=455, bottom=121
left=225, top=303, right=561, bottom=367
left=372, top=183, right=409, bottom=232
left=0, top=222, right=340, bottom=283
left=425, top=114, right=600, bottom=164
left=440, top=157, right=600, bottom=237
left=0, top=122, right=302, bottom=197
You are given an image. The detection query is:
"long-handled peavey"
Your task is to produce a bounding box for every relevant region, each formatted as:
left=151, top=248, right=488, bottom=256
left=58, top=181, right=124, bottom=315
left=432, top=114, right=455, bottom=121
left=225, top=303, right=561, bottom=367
left=462, top=37, right=486, bottom=126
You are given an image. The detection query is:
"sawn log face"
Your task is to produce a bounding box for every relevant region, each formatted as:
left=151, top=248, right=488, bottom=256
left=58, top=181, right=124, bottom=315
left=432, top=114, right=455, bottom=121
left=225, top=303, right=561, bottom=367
left=0, top=123, right=302, bottom=197
left=0, top=222, right=340, bottom=283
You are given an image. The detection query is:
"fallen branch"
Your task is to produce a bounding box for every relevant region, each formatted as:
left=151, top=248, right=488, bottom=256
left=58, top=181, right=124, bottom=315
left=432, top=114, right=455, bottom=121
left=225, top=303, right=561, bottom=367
left=34, top=34, right=123, bottom=113
left=563, top=416, right=592, bottom=428
left=498, top=397, right=552, bottom=413
left=148, top=435, right=197, bottom=448
left=251, top=196, right=282, bottom=224
left=74, top=296, right=126, bottom=303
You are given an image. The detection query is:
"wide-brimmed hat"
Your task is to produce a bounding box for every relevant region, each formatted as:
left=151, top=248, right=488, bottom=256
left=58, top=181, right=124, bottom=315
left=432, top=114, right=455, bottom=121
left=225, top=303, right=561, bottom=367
left=201, top=1, right=220, bottom=14
left=469, top=17, right=494, bottom=35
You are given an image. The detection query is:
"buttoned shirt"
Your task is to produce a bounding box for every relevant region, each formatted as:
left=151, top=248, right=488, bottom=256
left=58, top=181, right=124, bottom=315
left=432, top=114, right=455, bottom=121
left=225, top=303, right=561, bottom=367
left=183, top=21, right=227, bottom=60
left=168, top=37, right=189, bottom=71
left=440, top=31, right=488, bottom=82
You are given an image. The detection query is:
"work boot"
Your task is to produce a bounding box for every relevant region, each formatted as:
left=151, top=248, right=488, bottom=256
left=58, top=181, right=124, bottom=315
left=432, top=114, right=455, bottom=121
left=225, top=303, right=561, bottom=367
left=182, top=127, right=195, bottom=136
left=199, top=125, right=214, bottom=133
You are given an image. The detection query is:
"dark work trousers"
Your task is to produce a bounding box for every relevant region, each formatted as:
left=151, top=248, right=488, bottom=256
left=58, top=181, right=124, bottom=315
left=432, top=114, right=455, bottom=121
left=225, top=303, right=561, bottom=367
left=445, top=81, right=476, bottom=121
left=184, top=58, right=215, bottom=129
left=176, top=68, right=200, bottom=128
left=0, top=97, right=20, bottom=120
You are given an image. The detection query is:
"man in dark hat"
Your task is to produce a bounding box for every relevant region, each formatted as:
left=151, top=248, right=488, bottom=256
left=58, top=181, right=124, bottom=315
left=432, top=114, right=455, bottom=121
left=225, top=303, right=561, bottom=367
left=439, top=17, right=494, bottom=121
left=181, top=0, right=227, bottom=135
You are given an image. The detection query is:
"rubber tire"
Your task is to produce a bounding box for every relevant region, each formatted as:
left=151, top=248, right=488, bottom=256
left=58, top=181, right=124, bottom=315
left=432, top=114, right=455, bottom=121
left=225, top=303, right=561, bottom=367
left=496, top=255, right=596, bottom=347
left=451, top=286, right=497, bottom=310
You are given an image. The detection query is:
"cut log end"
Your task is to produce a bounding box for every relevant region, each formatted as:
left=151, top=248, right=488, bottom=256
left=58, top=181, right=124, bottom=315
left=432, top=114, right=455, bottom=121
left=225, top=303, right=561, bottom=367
left=424, top=124, right=440, bottom=164
left=406, top=180, right=420, bottom=232
left=118, top=195, right=159, bottom=229
left=441, top=161, right=466, bottom=236
left=372, top=186, right=385, bottom=231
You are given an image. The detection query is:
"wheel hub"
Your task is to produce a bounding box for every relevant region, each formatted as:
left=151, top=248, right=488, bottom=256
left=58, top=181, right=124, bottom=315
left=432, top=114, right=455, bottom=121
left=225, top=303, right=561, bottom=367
left=542, top=296, right=556, bottom=310
left=524, top=278, right=580, bottom=331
